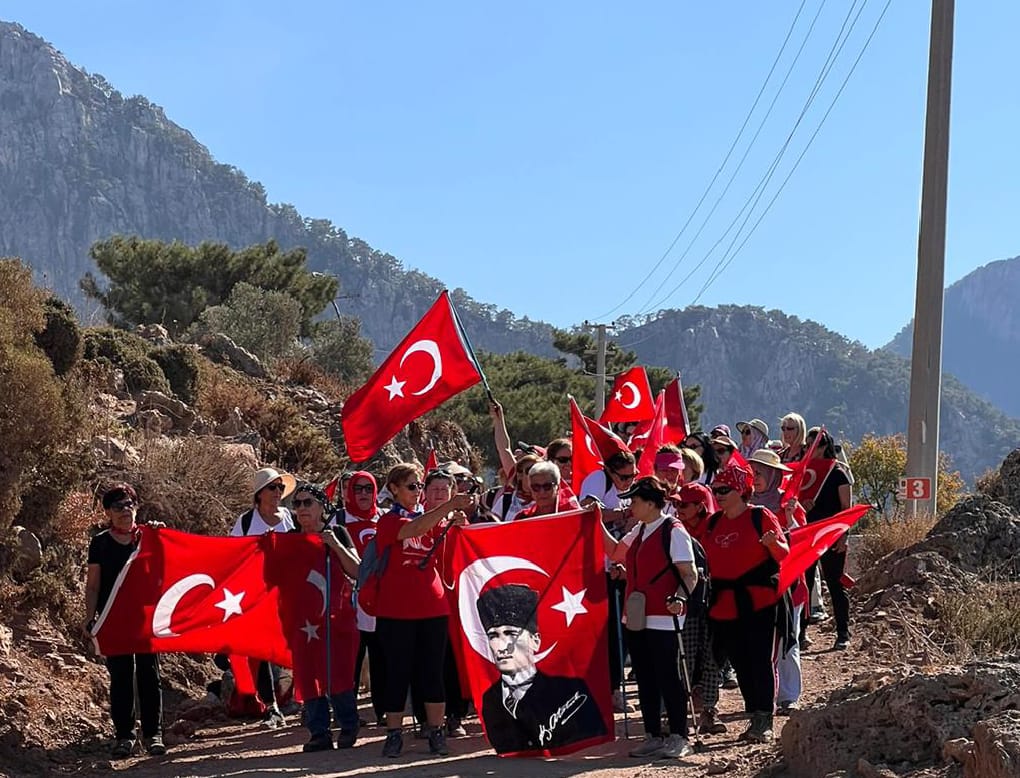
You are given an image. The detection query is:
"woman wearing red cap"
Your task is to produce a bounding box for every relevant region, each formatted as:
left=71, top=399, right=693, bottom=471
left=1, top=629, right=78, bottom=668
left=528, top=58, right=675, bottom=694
left=701, top=463, right=789, bottom=743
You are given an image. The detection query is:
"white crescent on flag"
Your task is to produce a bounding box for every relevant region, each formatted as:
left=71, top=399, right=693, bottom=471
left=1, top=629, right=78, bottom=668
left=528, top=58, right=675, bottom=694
left=399, top=339, right=443, bottom=395
left=619, top=381, right=641, bottom=410
left=152, top=573, right=215, bottom=638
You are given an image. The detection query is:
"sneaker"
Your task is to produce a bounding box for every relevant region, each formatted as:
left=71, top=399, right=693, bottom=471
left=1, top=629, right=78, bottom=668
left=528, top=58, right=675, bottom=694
left=382, top=729, right=403, bottom=758
left=721, top=667, right=739, bottom=690
left=302, top=733, right=334, bottom=752
left=698, top=709, right=728, bottom=735
left=263, top=709, right=286, bottom=729
left=111, top=738, right=135, bottom=759
left=658, top=733, right=692, bottom=758
left=743, top=712, right=774, bottom=744
left=834, top=634, right=850, bottom=651
left=777, top=700, right=799, bottom=716
left=446, top=716, right=467, bottom=737
left=336, top=726, right=359, bottom=749
left=428, top=726, right=449, bottom=756
left=809, top=607, right=829, bottom=623
left=629, top=734, right=665, bottom=757
left=143, top=735, right=166, bottom=756
left=612, top=688, right=634, bottom=712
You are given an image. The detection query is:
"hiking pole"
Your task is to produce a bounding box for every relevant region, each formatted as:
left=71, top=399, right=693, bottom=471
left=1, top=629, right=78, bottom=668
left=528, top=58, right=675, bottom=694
left=325, top=544, right=333, bottom=709
left=614, top=584, right=629, bottom=739
left=670, top=607, right=706, bottom=753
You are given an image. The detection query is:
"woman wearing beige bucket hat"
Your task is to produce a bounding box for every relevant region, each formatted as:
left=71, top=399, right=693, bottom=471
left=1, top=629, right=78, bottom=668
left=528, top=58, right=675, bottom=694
left=747, top=450, right=791, bottom=514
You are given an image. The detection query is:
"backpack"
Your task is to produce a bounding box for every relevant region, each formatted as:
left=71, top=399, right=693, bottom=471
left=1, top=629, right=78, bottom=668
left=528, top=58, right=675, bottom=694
left=650, top=520, right=711, bottom=618
left=355, top=535, right=391, bottom=617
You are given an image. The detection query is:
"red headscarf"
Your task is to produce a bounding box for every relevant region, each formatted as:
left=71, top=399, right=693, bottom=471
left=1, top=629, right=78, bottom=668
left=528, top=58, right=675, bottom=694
left=344, top=471, right=379, bottom=520
left=713, top=463, right=754, bottom=498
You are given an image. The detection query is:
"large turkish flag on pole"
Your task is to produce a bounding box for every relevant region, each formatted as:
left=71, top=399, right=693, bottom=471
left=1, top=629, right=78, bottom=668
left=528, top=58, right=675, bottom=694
left=341, top=291, right=483, bottom=462
left=599, top=366, right=655, bottom=424
left=91, top=528, right=290, bottom=665
left=663, top=374, right=691, bottom=442
left=568, top=396, right=602, bottom=495
left=778, top=505, right=870, bottom=593
left=447, top=508, right=613, bottom=757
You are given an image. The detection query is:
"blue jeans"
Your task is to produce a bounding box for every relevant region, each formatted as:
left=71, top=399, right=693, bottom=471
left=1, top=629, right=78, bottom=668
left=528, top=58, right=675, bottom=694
left=305, top=691, right=358, bottom=737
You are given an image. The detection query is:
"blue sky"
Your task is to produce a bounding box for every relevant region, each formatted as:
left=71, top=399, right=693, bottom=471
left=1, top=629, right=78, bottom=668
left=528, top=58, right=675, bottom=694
left=6, top=2, right=1019, bottom=348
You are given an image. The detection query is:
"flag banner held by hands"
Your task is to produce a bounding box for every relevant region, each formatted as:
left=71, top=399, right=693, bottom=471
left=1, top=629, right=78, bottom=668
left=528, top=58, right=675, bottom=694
left=598, top=366, right=654, bottom=424
left=778, top=505, right=871, bottom=593
left=447, top=508, right=613, bottom=757
left=341, top=291, right=483, bottom=462
left=91, top=528, right=291, bottom=665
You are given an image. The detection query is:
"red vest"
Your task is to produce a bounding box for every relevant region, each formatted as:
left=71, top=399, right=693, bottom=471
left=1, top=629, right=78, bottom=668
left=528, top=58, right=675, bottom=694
left=625, top=520, right=682, bottom=618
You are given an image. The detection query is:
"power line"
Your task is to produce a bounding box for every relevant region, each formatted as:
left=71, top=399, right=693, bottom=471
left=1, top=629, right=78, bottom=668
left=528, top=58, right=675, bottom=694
left=593, top=0, right=809, bottom=320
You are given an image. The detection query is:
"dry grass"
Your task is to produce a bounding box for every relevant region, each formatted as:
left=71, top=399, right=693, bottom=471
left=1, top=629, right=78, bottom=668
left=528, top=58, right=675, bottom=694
left=49, top=490, right=107, bottom=544
left=935, top=581, right=1020, bottom=657
left=194, top=360, right=265, bottom=424
left=272, top=356, right=349, bottom=401
left=855, top=510, right=939, bottom=572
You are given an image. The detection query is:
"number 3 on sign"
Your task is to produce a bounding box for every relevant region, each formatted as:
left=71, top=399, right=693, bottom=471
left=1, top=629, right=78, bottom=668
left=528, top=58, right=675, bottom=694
left=900, top=477, right=932, bottom=501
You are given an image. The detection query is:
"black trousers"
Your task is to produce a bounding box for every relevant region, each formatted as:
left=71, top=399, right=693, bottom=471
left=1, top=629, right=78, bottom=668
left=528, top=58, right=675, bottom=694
left=712, top=604, right=778, bottom=714
left=413, top=639, right=468, bottom=724
left=376, top=616, right=448, bottom=714
left=355, top=630, right=387, bottom=720
left=625, top=627, right=688, bottom=737
left=804, top=548, right=850, bottom=638
left=607, top=575, right=627, bottom=691
left=107, top=653, right=162, bottom=739
left=255, top=661, right=279, bottom=713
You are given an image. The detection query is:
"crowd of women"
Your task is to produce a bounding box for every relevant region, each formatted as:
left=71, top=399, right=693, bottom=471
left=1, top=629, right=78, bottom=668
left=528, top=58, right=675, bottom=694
left=83, top=409, right=855, bottom=761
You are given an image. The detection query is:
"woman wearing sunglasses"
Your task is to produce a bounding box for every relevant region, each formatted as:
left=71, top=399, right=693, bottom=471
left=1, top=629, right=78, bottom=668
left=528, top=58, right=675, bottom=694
left=287, top=483, right=362, bottom=752
left=700, top=463, right=789, bottom=744
left=374, top=463, right=477, bottom=758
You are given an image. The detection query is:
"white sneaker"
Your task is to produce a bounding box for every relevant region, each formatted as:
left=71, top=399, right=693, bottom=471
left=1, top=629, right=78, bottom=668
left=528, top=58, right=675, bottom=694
left=629, top=735, right=665, bottom=757
left=659, top=733, right=692, bottom=758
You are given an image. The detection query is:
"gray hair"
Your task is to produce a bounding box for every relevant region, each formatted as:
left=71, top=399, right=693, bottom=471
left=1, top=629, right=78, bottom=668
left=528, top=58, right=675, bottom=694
left=527, top=460, right=561, bottom=484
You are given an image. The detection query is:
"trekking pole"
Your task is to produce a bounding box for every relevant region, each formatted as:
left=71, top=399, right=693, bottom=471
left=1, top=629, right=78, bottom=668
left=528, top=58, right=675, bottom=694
left=614, top=585, right=629, bottom=739
left=325, top=545, right=333, bottom=706
left=670, top=607, right=706, bottom=753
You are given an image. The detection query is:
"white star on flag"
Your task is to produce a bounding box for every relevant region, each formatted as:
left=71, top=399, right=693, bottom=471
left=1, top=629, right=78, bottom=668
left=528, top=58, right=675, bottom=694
left=214, top=588, right=245, bottom=622
left=384, top=376, right=406, bottom=400
left=614, top=391, right=623, bottom=402
left=550, top=586, right=588, bottom=627
left=300, top=620, right=320, bottom=642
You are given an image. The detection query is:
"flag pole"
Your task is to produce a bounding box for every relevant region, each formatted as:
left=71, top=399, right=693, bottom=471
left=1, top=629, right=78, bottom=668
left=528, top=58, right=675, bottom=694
left=446, top=290, right=494, bottom=402
left=324, top=544, right=332, bottom=702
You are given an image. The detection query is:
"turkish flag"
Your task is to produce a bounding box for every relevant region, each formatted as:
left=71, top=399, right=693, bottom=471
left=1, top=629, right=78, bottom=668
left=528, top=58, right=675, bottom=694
left=663, top=374, right=691, bottom=442
left=262, top=533, right=358, bottom=701
left=447, top=508, right=613, bottom=757
left=341, top=291, right=482, bottom=462
left=634, top=391, right=666, bottom=476
left=785, top=458, right=837, bottom=504
left=91, top=528, right=290, bottom=666
left=568, top=396, right=602, bottom=495
left=583, top=414, right=631, bottom=463
left=599, top=366, right=654, bottom=424
left=778, top=505, right=870, bottom=593
left=425, top=448, right=439, bottom=473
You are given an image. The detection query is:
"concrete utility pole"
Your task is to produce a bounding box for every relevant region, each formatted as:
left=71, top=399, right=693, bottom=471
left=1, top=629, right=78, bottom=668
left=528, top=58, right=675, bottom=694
left=905, top=0, right=954, bottom=516
left=595, top=323, right=608, bottom=418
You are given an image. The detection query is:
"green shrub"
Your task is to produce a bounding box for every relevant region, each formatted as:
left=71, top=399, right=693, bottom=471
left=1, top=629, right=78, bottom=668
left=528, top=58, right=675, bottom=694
left=151, top=344, right=201, bottom=405
left=255, top=396, right=342, bottom=477
left=198, top=282, right=302, bottom=362
left=82, top=327, right=171, bottom=394
left=34, top=296, right=82, bottom=376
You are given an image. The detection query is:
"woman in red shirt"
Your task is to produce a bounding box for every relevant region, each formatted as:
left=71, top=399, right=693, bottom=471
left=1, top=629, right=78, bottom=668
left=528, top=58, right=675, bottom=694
left=374, top=463, right=476, bottom=759
left=701, top=463, right=789, bottom=744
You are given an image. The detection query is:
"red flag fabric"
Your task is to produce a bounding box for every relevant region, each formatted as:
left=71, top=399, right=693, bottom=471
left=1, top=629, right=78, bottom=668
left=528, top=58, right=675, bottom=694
left=425, top=448, right=439, bottom=473
left=341, top=291, right=482, bottom=462
left=447, top=508, right=613, bottom=756
left=262, top=533, right=359, bottom=701
left=91, top=528, right=290, bottom=665
left=323, top=475, right=341, bottom=504
left=781, top=426, right=824, bottom=502
left=599, top=366, right=655, bottom=424
left=568, top=396, right=602, bottom=495
left=778, top=505, right=870, bottom=593
left=582, top=414, right=632, bottom=462
left=663, top=374, right=690, bottom=442
left=785, top=458, right=837, bottom=504
left=635, top=391, right=666, bottom=477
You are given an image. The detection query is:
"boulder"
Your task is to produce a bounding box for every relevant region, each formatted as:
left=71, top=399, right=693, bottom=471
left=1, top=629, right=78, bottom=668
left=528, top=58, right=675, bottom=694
left=0, top=625, right=12, bottom=656
left=135, top=323, right=173, bottom=347
left=1000, top=449, right=1020, bottom=514
left=10, top=527, right=42, bottom=581
left=136, top=390, right=196, bottom=432
left=91, top=435, right=140, bottom=466
left=214, top=407, right=252, bottom=438
left=780, top=658, right=1020, bottom=778
left=137, top=408, right=173, bottom=435
left=967, top=710, right=1020, bottom=778
left=197, top=333, right=267, bottom=379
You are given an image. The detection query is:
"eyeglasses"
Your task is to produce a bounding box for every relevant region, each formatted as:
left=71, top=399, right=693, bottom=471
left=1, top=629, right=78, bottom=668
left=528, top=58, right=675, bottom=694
left=110, top=500, right=135, bottom=511
left=530, top=481, right=556, bottom=492
left=351, top=484, right=374, bottom=494
left=780, top=425, right=797, bottom=431
left=712, top=447, right=728, bottom=456
left=612, top=470, right=636, bottom=482
left=403, top=482, right=425, bottom=492
left=553, top=456, right=572, bottom=465
left=292, top=497, right=318, bottom=508
left=711, top=486, right=734, bottom=496
left=741, top=429, right=752, bottom=436
left=264, top=483, right=286, bottom=492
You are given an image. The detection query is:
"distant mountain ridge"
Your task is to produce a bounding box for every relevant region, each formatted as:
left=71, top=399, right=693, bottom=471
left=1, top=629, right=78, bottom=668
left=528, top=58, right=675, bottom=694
left=885, top=256, right=1020, bottom=418
left=1, top=20, right=1016, bottom=481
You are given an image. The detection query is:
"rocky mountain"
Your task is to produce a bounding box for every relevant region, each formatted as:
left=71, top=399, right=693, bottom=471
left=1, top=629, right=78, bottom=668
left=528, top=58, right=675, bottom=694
left=1, top=20, right=1016, bottom=481
left=616, top=305, right=1020, bottom=481
left=885, top=256, right=1020, bottom=419
left=0, top=21, right=556, bottom=357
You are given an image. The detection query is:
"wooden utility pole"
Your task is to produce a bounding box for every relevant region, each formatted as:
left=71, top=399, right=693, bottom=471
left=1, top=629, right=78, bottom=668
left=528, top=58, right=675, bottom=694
left=905, top=0, right=954, bottom=516
left=595, top=324, right=608, bottom=418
